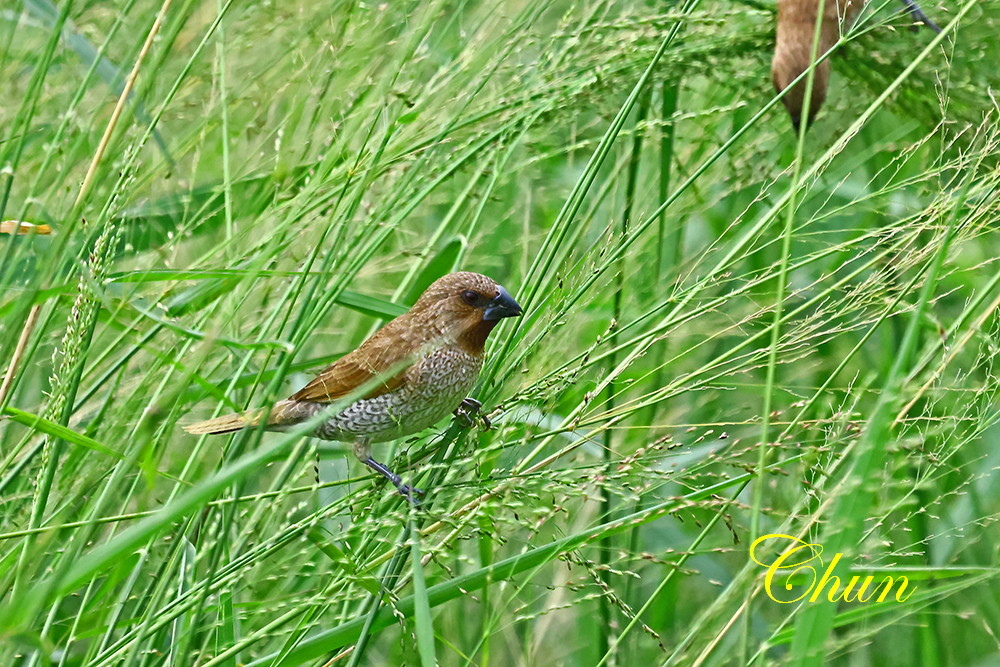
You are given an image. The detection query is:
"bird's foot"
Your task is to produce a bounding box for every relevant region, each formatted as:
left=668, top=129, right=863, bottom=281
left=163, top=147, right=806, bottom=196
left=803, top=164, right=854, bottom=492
left=454, top=397, right=491, bottom=429
left=900, top=0, right=941, bottom=33
left=396, top=484, right=425, bottom=505
left=363, top=457, right=423, bottom=504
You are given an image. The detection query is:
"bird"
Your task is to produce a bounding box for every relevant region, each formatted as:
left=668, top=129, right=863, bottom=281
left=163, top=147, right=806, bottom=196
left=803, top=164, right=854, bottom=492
left=772, top=0, right=941, bottom=131
left=184, top=271, right=523, bottom=497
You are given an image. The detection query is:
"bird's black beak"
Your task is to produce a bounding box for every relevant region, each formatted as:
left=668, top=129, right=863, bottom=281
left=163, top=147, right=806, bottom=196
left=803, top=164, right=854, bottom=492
left=483, top=285, right=523, bottom=321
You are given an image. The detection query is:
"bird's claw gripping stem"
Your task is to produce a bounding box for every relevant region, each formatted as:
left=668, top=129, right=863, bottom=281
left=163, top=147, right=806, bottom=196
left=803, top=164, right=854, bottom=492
left=453, top=397, right=491, bottom=429
left=900, top=0, right=941, bottom=33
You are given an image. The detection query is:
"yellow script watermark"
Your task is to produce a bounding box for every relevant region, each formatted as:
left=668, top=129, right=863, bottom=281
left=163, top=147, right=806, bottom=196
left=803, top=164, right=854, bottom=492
left=749, top=534, right=916, bottom=604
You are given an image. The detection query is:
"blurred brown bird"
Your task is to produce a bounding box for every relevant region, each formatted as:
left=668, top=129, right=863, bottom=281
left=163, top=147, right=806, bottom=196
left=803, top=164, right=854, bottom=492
left=185, top=272, right=523, bottom=497
left=772, top=0, right=940, bottom=131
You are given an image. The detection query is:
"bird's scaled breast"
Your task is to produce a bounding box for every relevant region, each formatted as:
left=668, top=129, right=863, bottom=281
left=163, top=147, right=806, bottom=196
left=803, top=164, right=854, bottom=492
left=314, top=346, right=484, bottom=443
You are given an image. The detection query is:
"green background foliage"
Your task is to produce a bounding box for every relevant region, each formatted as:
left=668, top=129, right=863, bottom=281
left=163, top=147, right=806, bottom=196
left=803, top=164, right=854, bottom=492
left=2, top=0, right=999, bottom=664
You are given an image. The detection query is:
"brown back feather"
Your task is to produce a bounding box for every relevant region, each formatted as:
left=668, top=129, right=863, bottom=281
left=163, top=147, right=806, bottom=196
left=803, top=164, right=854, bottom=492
left=288, top=315, right=423, bottom=403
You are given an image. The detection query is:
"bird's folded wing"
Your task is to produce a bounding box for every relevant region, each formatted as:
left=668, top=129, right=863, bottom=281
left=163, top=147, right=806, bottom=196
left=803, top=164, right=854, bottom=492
left=288, top=325, right=418, bottom=403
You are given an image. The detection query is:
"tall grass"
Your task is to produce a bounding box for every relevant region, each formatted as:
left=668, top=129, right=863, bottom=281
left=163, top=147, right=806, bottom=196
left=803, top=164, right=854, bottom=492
left=2, top=0, right=999, bottom=664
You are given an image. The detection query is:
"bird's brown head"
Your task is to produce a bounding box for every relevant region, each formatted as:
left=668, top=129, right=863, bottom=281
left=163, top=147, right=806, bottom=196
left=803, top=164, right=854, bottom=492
left=412, top=272, right=523, bottom=353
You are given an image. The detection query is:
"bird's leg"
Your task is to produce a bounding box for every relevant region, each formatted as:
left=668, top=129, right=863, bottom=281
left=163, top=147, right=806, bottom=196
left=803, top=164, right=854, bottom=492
left=313, top=443, right=320, bottom=487
left=899, top=0, right=941, bottom=33
left=353, top=439, right=423, bottom=502
left=453, top=397, right=490, bottom=429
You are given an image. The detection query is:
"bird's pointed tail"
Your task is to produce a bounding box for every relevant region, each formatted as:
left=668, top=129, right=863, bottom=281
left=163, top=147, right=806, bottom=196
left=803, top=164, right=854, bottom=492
left=183, top=408, right=267, bottom=435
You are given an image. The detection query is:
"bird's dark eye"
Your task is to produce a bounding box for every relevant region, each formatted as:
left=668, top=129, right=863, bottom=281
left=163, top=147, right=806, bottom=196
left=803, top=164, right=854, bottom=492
left=461, top=290, right=479, bottom=305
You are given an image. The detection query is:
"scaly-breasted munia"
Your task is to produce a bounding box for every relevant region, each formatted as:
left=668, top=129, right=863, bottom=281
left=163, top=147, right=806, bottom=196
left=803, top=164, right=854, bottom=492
left=184, top=272, right=523, bottom=496
left=772, top=0, right=940, bottom=130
